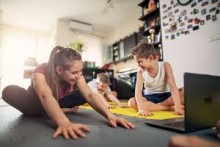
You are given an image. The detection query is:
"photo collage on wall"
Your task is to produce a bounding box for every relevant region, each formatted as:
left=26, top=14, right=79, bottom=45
left=161, top=0, right=220, bottom=40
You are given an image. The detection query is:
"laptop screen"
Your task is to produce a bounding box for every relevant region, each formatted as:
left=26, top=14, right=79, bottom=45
left=184, top=72, right=220, bottom=132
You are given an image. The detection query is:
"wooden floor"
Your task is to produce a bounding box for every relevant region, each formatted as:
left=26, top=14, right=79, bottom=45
left=0, top=99, right=219, bottom=147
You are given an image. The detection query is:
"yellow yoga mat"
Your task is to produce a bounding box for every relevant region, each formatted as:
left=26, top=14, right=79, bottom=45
left=80, top=102, right=183, bottom=120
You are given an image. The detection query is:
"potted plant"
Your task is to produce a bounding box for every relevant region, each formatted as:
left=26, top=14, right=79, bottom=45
left=69, top=39, right=85, bottom=53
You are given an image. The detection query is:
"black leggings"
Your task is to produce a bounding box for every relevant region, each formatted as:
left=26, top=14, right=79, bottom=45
left=2, top=85, right=86, bottom=117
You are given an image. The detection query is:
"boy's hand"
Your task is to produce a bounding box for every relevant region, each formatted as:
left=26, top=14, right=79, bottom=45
left=118, top=103, right=129, bottom=108
left=107, top=105, right=116, bottom=109
left=137, top=109, right=153, bottom=116
left=108, top=116, right=135, bottom=129
left=174, top=105, right=184, bottom=115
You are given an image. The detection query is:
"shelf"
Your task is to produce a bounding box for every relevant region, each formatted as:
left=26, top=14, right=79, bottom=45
left=108, top=1, right=163, bottom=64
left=138, top=0, right=149, bottom=7
left=143, top=24, right=160, bottom=36
left=112, top=55, right=133, bottom=64
left=113, top=42, right=119, bottom=46
left=145, top=42, right=161, bottom=48
left=112, top=42, right=120, bottom=62
left=138, top=0, right=163, bottom=61
left=111, top=32, right=137, bottom=64
left=138, top=0, right=159, bottom=7
left=139, top=8, right=159, bottom=21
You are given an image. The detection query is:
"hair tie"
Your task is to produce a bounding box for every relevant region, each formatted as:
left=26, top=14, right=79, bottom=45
left=56, top=46, right=64, bottom=53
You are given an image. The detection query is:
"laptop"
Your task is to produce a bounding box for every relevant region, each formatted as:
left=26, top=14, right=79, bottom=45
left=145, top=72, right=220, bottom=133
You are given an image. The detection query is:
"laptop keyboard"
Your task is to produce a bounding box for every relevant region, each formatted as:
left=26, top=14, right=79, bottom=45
left=164, top=121, right=184, bottom=128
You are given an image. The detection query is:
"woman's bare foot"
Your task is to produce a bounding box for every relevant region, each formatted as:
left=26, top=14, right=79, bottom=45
left=61, top=106, right=79, bottom=113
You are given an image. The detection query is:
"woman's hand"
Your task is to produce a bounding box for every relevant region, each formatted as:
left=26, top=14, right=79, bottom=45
left=137, top=109, right=153, bottom=116
left=108, top=116, right=135, bottom=129
left=53, top=121, right=90, bottom=140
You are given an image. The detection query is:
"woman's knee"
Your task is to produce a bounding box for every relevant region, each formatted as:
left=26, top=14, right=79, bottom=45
left=2, top=85, right=18, bottom=102
left=2, top=85, right=11, bottom=98
left=128, top=97, right=138, bottom=110
left=2, top=85, right=44, bottom=117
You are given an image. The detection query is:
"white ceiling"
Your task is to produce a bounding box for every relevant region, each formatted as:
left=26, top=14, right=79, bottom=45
left=0, top=0, right=142, bottom=33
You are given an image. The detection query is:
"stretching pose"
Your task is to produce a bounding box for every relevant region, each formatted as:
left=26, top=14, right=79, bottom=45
left=2, top=46, right=135, bottom=140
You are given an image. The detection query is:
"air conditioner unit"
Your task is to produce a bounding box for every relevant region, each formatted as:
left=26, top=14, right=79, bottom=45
left=69, top=20, right=93, bottom=32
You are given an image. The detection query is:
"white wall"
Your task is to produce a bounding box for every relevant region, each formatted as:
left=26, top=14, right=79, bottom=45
left=0, top=26, right=3, bottom=78
left=160, top=1, right=220, bottom=87
left=0, top=26, right=3, bottom=92
left=56, top=19, right=107, bottom=67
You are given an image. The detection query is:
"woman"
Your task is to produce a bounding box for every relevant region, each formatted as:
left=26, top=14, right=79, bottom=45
left=2, top=46, right=135, bottom=140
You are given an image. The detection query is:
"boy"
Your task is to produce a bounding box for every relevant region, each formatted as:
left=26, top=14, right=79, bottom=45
left=128, top=43, right=184, bottom=116
left=88, top=73, right=128, bottom=109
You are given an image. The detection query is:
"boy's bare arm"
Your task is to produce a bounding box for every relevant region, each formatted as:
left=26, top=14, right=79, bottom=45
left=164, top=62, right=181, bottom=104
left=135, top=70, right=145, bottom=110
left=106, top=93, right=128, bottom=108
left=164, top=62, right=183, bottom=115
left=107, top=93, right=121, bottom=105
left=134, top=70, right=153, bottom=116
left=92, top=92, right=115, bottom=109
left=95, top=92, right=112, bottom=108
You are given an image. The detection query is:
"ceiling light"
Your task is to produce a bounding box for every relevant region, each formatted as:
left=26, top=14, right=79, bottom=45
left=102, top=0, right=115, bottom=15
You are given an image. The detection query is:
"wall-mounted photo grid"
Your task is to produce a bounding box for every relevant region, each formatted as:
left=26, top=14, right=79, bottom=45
left=161, top=0, right=220, bottom=40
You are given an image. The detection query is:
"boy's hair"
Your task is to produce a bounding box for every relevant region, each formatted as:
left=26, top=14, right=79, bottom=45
left=131, top=42, right=157, bottom=59
left=46, top=46, right=82, bottom=99
left=96, top=73, right=110, bottom=85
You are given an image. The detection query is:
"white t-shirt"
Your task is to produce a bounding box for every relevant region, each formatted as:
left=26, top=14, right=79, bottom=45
left=87, top=79, right=111, bottom=96
left=142, top=61, right=170, bottom=95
